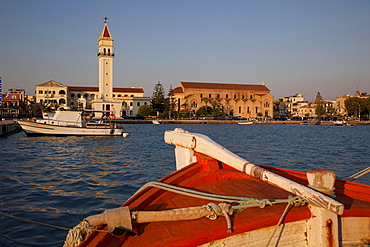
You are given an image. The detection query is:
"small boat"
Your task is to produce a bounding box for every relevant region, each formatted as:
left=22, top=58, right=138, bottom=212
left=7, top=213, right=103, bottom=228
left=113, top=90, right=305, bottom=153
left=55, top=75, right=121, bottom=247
left=64, top=128, right=370, bottom=247
left=333, top=120, right=348, bottom=126
left=237, top=121, right=253, bottom=125
left=152, top=120, right=162, bottom=125
left=17, top=110, right=128, bottom=137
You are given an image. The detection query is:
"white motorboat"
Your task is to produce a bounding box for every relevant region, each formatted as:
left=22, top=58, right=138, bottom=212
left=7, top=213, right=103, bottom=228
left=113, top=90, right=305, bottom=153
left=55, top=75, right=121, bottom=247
left=237, top=121, right=253, bottom=125
left=333, top=120, right=348, bottom=126
left=17, top=110, right=128, bottom=137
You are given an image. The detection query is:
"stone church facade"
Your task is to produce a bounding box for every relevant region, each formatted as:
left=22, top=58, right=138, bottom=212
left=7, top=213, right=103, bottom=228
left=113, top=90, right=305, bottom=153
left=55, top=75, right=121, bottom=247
left=172, top=81, right=273, bottom=119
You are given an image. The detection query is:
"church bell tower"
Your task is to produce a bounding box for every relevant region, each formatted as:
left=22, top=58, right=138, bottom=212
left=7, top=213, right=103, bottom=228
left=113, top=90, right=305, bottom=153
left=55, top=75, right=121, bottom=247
left=97, top=18, right=114, bottom=100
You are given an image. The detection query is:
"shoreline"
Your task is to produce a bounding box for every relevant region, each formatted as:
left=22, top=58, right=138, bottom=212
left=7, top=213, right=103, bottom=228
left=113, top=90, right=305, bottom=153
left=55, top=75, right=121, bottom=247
left=112, top=119, right=370, bottom=125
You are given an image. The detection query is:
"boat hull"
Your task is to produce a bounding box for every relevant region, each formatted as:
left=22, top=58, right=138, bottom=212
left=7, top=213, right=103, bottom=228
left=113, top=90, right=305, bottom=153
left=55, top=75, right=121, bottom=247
left=17, top=120, right=124, bottom=136
left=78, top=154, right=370, bottom=246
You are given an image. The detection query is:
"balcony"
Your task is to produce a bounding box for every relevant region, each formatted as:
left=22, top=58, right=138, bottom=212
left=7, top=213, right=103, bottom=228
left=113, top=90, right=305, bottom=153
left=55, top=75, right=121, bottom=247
left=97, top=52, right=115, bottom=57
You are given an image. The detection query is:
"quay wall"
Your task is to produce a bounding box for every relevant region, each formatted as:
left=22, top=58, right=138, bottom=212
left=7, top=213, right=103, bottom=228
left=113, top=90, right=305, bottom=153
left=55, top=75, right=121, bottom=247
left=113, top=120, right=370, bottom=125
left=0, top=120, right=22, bottom=137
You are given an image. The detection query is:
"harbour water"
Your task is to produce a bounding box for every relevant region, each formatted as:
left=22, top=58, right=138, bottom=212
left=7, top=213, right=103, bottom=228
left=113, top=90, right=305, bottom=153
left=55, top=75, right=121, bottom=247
left=1, top=123, right=369, bottom=246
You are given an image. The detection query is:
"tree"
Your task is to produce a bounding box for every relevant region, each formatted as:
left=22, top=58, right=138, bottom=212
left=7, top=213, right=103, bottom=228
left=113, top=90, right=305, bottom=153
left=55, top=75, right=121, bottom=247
left=164, top=85, right=177, bottom=119
left=137, top=105, right=154, bottom=116
left=314, top=92, right=325, bottom=118
left=201, top=97, right=210, bottom=111
left=152, top=81, right=166, bottom=114
left=345, top=97, right=363, bottom=119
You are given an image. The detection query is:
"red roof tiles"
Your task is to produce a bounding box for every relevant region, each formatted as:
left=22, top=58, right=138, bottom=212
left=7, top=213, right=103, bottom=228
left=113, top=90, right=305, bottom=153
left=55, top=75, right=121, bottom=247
left=180, top=82, right=270, bottom=91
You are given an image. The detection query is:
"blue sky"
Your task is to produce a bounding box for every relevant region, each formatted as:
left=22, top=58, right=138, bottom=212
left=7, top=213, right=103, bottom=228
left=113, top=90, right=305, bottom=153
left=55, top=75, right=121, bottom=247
left=0, top=0, right=369, bottom=101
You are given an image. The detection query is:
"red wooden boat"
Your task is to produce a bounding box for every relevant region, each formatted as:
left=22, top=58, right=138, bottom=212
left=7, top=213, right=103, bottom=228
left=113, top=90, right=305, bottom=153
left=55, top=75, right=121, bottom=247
left=64, top=128, right=370, bottom=247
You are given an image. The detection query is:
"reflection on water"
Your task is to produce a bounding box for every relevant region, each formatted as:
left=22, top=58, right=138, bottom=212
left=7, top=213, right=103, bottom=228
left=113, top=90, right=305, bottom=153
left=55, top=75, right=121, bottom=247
left=0, top=124, right=369, bottom=245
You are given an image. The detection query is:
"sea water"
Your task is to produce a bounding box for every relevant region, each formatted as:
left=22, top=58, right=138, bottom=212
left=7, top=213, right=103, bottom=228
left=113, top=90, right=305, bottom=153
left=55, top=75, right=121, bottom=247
left=0, top=124, right=369, bottom=246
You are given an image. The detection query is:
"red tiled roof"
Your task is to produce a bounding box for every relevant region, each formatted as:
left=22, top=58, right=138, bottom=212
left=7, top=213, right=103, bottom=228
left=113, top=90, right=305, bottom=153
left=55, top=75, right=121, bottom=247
left=180, top=82, right=270, bottom=91
left=67, top=86, right=144, bottom=93
left=172, top=87, right=183, bottom=93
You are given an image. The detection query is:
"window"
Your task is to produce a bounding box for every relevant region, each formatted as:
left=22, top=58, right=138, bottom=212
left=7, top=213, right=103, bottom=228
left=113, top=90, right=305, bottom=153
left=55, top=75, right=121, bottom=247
left=250, top=95, right=253, bottom=99
left=52, top=91, right=55, bottom=94
left=242, top=95, right=245, bottom=99
left=137, top=102, right=140, bottom=106
left=38, top=90, right=43, bottom=94
left=77, top=94, right=81, bottom=98
left=200, top=93, right=203, bottom=98
left=247, top=107, right=250, bottom=113
left=70, top=93, right=75, bottom=98
left=217, top=94, right=220, bottom=98
left=239, top=106, right=241, bottom=113
left=130, top=102, right=133, bottom=106
left=209, top=94, right=211, bottom=98
left=234, top=95, right=237, bottom=99
left=226, top=94, right=228, bottom=99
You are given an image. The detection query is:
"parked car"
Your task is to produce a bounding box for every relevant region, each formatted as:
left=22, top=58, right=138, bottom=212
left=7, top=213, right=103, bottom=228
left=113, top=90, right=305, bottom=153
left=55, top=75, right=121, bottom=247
left=215, top=116, right=230, bottom=120
left=231, top=116, right=244, bottom=120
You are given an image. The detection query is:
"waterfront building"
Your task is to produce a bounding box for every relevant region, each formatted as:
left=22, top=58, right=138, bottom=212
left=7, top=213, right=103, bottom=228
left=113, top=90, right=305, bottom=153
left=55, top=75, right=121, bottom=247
left=171, top=81, right=273, bottom=118
left=277, top=93, right=308, bottom=118
left=335, top=89, right=368, bottom=117
left=35, top=20, right=150, bottom=117
left=0, top=88, right=25, bottom=118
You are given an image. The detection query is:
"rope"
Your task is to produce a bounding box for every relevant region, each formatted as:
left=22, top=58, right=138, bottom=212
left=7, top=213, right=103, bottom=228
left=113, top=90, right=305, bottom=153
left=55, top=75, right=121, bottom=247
left=133, top=181, right=301, bottom=206
left=348, top=166, right=370, bottom=181
left=265, top=201, right=292, bottom=247
left=0, top=211, right=70, bottom=231
left=0, top=233, right=64, bottom=246
left=308, top=185, right=336, bottom=197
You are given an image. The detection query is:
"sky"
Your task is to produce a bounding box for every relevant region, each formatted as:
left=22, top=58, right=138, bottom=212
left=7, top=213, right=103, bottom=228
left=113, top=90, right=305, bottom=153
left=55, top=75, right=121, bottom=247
left=0, top=0, right=369, bottom=101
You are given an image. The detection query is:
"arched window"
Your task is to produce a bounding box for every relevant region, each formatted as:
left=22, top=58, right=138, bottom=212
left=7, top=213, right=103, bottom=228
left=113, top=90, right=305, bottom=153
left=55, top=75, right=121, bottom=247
left=59, top=90, right=66, bottom=95
left=84, top=94, right=88, bottom=99
left=39, top=90, right=43, bottom=94
left=108, top=49, right=111, bottom=55
left=200, top=93, right=203, bottom=98
left=70, top=93, right=75, bottom=98
left=77, top=93, right=81, bottom=98
left=130, top=95, right=134, bottom=97
left=226, top=94, right=228, bottom=99
left=137, top=102, right=140, bottom=106
left=104, top=48, right=106, bottom=55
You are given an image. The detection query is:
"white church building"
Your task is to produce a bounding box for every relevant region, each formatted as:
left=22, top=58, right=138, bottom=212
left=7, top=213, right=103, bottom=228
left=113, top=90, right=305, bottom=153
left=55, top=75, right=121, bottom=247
left=35, top=20, right=150, bottom=117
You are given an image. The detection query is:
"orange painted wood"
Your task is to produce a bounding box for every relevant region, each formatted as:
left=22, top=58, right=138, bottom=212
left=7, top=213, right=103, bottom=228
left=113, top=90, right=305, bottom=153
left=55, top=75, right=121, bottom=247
left=80, top=153, right=370, bottom=247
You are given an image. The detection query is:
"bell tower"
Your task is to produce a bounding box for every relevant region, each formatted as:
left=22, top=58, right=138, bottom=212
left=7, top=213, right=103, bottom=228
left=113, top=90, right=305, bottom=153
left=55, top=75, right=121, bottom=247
left=97, top=18, right=114, bottom=100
